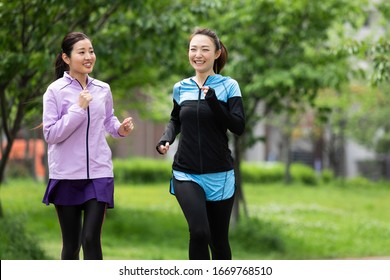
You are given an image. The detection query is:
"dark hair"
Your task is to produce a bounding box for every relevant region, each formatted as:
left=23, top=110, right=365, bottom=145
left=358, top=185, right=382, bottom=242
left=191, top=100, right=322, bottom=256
left=189, top=28, right=228, bottom=74
left=54, top=32, right=90, bottom=80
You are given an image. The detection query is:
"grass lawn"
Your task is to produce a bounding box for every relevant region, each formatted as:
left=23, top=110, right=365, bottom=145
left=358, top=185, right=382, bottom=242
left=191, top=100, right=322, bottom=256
left=1, top=178, right=390, bottom=260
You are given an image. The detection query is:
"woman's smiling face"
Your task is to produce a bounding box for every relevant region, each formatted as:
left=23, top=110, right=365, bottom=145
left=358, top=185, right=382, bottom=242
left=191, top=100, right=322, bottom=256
left=63, top=39, right=96, bottom=78
left=188, top=34, right=221, bottom=75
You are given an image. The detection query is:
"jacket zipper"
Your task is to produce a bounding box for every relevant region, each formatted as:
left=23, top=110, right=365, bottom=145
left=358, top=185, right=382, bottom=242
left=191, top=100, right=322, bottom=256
left=194, top=76, right=210, bottom=173
left=75, top=79, right=91, bottom=179
left=86, top=107, right=90, bottom=179
left=197, top=87, right=203, bottom=173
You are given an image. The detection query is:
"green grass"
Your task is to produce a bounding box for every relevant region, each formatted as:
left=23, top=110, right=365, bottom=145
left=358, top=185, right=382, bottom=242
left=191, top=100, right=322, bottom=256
left=1, top=178, right=390, bottom=260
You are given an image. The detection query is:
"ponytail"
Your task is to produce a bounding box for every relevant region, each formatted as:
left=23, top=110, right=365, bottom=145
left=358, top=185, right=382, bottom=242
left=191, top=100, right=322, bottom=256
left=54, top=52, right=68, bottom=80
left=214, top=41, right=227, bottom=74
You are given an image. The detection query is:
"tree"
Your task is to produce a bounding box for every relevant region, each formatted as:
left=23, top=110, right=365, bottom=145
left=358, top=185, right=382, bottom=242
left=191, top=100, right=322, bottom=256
left=370, top=0, right=390, bottom=85
left=316, top=0, right=390, bottom=177
left=208, top=0, right=368, bottom=221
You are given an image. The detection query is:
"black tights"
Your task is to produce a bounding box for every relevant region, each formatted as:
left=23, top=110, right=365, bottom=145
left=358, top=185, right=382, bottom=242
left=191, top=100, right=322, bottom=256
left=55, top=199, right=107, bottom=260
left=173, top=178, right=235, bottom=260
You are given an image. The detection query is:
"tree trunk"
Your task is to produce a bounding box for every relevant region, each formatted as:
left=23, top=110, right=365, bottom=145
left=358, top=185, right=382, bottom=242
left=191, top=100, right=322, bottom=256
left=0, top=139, right=13, bottom=185
left=328, top=118, right=347, bottom=178
left=0, top=84, right=25, bottom=217
left=337, top=119, right=347, bottom=177
left=0, top=138, right=15, bottom=218
left=231, top=134, right=248, bottom=228
left=282, top=131, right=292, bottom=184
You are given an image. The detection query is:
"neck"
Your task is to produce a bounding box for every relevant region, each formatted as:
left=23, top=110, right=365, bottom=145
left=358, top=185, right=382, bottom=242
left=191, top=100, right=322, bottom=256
left=195, top=71, right=215, bottom=86
left=69, top=72, right=88, bottom=89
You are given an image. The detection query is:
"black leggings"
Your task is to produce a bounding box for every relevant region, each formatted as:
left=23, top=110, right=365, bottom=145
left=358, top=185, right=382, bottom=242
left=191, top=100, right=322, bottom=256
left=173, top=178, right=235, bottom=260
left=55, top=199, right=107, bottom=260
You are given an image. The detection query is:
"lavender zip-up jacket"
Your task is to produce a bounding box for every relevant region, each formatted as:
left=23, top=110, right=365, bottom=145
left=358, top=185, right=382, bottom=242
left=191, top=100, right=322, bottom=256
left=43, top=72, right=123, bottom=180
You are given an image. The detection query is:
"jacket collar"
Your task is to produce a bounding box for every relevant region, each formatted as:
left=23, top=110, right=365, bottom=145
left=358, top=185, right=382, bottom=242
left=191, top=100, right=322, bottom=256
left=63, top=71, right=92, bottom=86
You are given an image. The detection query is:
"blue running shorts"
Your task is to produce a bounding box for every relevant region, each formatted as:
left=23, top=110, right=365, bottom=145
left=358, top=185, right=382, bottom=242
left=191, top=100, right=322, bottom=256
left=171, top=169, right=235, bottom=201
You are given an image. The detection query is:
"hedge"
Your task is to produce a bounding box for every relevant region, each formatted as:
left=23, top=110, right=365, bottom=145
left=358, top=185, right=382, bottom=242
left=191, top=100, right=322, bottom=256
left=113, top=158, right=323, bottom=185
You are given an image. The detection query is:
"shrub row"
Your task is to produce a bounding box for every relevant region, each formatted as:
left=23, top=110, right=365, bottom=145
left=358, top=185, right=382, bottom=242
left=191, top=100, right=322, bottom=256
left=113, top=158, right=333, bottom=185
left=113, top=158, right=172, bottom=184
left=241, top=161, right=323, bottom=185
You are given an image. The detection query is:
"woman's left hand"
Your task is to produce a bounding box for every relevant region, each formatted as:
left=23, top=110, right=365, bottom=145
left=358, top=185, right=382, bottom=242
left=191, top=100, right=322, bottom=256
left=201, top=86, right=210, bottom=96
left=118, top=117, right=134, bottom=137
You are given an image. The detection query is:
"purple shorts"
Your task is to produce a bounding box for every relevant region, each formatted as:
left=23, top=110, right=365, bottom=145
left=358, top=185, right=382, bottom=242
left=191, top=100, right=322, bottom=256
left=42, top=178, right=114, bottom=208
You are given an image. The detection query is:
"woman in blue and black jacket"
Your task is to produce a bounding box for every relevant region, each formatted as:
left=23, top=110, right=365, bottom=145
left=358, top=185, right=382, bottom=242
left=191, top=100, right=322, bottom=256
left=156, top=28, right=245, bottom=260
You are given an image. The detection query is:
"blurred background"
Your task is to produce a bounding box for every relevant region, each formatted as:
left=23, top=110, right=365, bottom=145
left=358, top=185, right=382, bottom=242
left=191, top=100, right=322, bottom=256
left=1, top=0, right=389, bottom=260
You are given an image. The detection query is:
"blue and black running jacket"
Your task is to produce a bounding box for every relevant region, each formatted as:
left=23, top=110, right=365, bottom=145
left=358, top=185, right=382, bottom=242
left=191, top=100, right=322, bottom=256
left=157, top=74, right=245, bottom=174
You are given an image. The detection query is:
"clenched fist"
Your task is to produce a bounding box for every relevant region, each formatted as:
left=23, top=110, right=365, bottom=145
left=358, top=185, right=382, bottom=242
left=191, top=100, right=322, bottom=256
left=79, top=89, right=93, bottom=109
left=118, top=117, right=134, bottom=137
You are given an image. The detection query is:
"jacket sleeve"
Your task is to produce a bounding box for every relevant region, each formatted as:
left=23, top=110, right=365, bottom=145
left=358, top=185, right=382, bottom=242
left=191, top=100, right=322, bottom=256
left=43, top=88, right=87, bottom=144
left=205, top=88, right=245, bottom=135
left=103, top=86, right=122, bottom=138
left=156, top=99, right=181, bottom=154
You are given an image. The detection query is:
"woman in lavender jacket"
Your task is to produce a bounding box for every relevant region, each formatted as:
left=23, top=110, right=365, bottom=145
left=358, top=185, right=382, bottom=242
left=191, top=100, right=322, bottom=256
left=42, top=32, right=134, bottom=260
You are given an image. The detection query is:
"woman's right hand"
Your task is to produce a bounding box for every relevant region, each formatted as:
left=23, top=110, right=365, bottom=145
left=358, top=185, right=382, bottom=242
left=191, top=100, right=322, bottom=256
left=157, top=142, right=170, bottom=155
left=79, top=89, right=93, bottom=109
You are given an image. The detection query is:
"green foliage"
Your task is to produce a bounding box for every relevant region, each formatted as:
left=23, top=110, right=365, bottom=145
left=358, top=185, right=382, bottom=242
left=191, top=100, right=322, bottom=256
left=113, top=158, right=319, bottom=185
left=344, top=176, right=376, bottom=188
left=340, top=84, right=390, bottom=154
left=326, top=2, right=390, bottom=157
left=369, top=39, right=390, bottom=85
left=367, top=1, right=390, bottom=86
left=321, top=168, right=335, bottom=183
left=214, top=0, right=368, bottom=145
left=113, top=158, right=172, bottom=184
left=241, top=161, right=318, bottom=185
left=241, top=162, right=285, bottom=183
left=291, top=163, right=318, bottom=185
left=0, top=217, right=47, bottom=260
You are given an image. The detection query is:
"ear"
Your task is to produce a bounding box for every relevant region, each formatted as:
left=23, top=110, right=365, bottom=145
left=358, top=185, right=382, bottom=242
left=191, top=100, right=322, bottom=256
left=214, top=49, right=221, bottom=60
left=62, top=53, right=70, bottom=65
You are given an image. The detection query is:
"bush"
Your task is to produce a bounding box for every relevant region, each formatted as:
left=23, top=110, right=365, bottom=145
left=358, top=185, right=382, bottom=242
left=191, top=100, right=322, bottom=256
left=291, top=163, right=318, bottom=185
left=321, top=168, right=334, bottom=183
left=114, top=158, right=172, bottom=184
left=242, top=161, right=318, bottom=185
left=344, top=176, right=375, bottom=188
left=241, top=162, right=284, bottom=183
left=113, top=158, right=322, bottom=185
left=0, top=217, right=47, bottom=260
